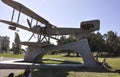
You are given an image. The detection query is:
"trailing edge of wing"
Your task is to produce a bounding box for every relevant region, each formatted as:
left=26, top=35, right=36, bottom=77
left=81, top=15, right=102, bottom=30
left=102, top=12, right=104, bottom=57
left=0, top=20, right=58, bottom=40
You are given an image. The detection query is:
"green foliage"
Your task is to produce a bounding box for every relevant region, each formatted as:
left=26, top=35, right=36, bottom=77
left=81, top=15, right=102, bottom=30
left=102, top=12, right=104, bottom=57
left=57, top=35, right=67, bottom=45
left=57, top=35, right=77, bottom=56
left=1, top=43, right=7, bottom=51
left=11, top=32, right=21, bottom=54
left=57, top=35, right=76, bottom=45
left=88, top=32, right=105, bottom=53
left=57, top=31, right=120, bottom=57
left=104, top=31, right=120, bottom=56
left=88, top=31, right=120, bottom=57
left=0, top=37, right=9, bottom=52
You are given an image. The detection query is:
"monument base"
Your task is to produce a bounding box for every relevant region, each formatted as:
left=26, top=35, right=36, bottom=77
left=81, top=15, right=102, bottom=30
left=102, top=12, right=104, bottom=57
left=24, top=39, right=98, bottom=68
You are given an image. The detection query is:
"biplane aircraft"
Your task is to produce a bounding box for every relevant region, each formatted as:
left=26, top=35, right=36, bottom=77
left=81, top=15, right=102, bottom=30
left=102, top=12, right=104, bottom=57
left=0, top=0, right=100, bottom=46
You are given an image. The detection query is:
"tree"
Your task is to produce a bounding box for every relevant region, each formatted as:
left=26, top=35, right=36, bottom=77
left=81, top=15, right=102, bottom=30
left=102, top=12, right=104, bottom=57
left=11, top=32, right=21, bottom=54
left=57, top=35, right=76, bottom=45
left=57, top=31, right=120, bottom=57
left=105, top=31, right=120, bottom=56
left=88, top=32, right=105, bottom=54
left=1, top=36, right=9, bottom=53
left=57, top=35, right=78, bottom=56
left=57, top=35, right=67, bottom=45
left=1, top=42, right=7, bottom=53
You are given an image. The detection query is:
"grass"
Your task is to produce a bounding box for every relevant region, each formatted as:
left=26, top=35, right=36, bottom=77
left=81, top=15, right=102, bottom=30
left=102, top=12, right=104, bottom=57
left=0, top=53, right=24, bottom=58
left=42, top=54, right=83, bottom=64
left=103, top=57, right=120, bottom=70
left=43, top=54, right=83, bottom=61
left=0, top=53, right=120, bottom=77
left=33, top=56, right=120, bottom=77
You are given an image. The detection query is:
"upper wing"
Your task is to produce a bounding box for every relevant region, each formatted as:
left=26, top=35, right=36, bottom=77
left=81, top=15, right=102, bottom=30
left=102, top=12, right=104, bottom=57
left=2, top=0, right=54, bottom=27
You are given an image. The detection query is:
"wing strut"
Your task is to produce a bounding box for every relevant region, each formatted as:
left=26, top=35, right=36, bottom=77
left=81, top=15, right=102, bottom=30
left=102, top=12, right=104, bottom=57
left=10, top=8, right=21, bottom=30
left=17, top=11, right=21, bottom=23
left=11, top=8, right=15, bottom=22
left=9, top=8, right=16, bottom=30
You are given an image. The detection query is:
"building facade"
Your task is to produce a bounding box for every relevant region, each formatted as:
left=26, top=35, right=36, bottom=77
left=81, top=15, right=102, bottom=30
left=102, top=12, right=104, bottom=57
left=0, top=36, right=10, bottom=53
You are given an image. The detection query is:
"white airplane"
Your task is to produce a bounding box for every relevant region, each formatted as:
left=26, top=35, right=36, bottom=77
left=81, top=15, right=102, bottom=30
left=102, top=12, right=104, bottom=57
left=0, top=0, right=100, bottom=46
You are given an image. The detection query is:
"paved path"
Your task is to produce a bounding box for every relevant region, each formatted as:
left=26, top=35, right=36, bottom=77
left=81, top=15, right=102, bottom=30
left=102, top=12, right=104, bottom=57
left=0, top=57, right=24, bottom=77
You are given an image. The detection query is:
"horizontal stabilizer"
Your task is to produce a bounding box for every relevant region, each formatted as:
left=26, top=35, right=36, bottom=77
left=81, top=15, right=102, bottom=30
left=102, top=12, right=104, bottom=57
left=81, top=20, right=100, bottom=31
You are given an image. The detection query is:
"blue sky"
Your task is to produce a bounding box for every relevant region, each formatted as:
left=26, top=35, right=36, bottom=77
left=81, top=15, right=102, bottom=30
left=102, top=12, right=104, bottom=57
left=0, top=0, right=120, bottom=48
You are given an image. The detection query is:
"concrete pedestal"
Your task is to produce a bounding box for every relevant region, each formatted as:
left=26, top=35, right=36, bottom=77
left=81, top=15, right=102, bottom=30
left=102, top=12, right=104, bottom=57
left=24, top=39, right=98, bottom=67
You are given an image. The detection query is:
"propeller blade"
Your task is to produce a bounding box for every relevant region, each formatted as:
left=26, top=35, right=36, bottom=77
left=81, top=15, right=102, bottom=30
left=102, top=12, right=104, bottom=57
left=33, top=34, right=36, bottom=38
left=27, top=19, right=32, bottom=28
left=28, top=33, right=34, bottom=41
left=27, top=19, right=36, bottom=41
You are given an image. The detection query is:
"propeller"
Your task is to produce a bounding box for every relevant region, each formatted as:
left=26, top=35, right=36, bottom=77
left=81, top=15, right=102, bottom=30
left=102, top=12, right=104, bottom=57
left=27, top=19, right=32, bottom=28
left=28, top=33, right=35, bottom=41
left=27, top=19, right=36, bottom=41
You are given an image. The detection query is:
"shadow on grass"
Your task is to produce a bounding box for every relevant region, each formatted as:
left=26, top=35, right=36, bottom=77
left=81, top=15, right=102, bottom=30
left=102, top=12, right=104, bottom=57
left=33, top=68, right=69, bottom=77
left=16, top=68, right=69, bottom=77
left=114, top=70, right=120, bottom=74
left=16, top=67, right=120, bottom=77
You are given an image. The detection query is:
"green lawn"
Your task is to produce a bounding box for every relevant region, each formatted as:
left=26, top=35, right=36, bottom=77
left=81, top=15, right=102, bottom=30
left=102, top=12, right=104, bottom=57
left=0, top=53, right=120, bottom=77
left=42, top=54, right=83, bottom=64
left=0, top=53, right=24, bottom=58
left=34, top=55, right=120, bottom=77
